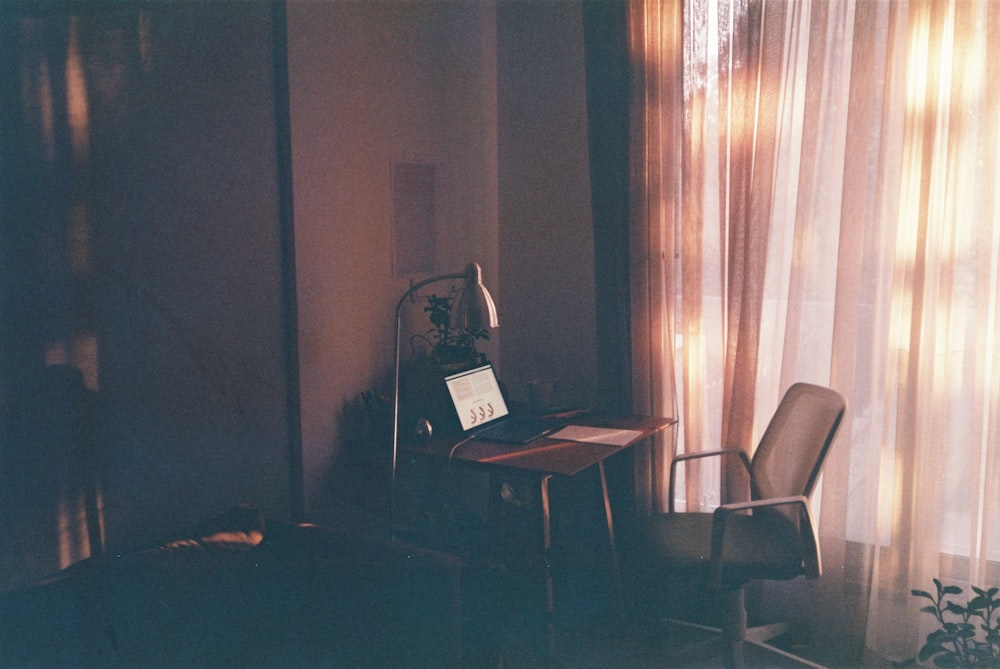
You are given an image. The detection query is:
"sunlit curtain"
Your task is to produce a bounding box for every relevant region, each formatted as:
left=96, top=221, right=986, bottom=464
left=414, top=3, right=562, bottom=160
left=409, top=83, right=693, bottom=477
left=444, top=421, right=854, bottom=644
left=629, top=0, right=1000, bottom=663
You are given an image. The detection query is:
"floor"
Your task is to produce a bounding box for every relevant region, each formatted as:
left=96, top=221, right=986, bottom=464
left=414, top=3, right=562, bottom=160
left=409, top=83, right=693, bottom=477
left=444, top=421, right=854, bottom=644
left=375, top=459, right=867, bottom=669
left=493, top=610, right=867, bottom=669
left=437, top=502, right=857, bottom=669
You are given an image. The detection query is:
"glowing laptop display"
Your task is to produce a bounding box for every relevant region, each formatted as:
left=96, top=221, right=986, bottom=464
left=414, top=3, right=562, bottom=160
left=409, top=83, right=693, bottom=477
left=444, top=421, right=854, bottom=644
left=443, top=364, right=559, bottom=444
left=443, top=364, right=510, bottom=431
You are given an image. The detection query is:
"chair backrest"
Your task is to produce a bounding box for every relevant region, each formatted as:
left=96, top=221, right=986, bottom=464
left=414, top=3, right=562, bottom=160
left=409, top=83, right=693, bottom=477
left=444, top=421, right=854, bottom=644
left=749, top=382, right=846, bottom=503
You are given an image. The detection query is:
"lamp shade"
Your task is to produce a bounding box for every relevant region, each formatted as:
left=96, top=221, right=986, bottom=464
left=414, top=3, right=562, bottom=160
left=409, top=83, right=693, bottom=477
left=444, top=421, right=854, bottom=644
left=451, top=262, right=499, bottom=331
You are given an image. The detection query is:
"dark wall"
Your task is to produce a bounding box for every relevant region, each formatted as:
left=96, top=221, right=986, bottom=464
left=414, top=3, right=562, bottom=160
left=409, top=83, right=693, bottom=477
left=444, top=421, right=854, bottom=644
left=0, top=0, right=297, bottom=587
left=496, top=0, right=597, bottom=410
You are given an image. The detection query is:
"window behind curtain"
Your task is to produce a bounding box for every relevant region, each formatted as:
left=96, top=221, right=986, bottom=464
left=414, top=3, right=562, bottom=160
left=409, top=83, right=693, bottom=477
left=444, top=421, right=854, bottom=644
left=629, top=0, right=1000, bottom=660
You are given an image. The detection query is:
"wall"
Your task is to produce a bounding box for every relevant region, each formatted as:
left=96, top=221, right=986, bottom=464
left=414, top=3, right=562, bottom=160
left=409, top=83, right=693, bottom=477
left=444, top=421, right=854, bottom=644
left=286, top=0, right=499, bottom=522
left=496, top=0, right=597, bottom=410
left=0, top=0, right=294, bottom=580
left=90, top=3, right=294, bottom=547
left=286, top=0, right=597, bottom=524
left=0, top=0, right=598, bottom=582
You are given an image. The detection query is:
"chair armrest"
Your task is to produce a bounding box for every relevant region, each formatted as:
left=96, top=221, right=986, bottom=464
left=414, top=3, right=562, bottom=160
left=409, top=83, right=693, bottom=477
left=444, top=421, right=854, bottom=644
left=708, top=495, right=821, bottom=588
left=668, top=448, right=751, bottom=512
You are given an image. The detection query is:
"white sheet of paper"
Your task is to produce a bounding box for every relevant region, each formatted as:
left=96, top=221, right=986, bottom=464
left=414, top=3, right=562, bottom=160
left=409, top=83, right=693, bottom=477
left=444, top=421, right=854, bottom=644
left=549, top=425, right=644, bottom=447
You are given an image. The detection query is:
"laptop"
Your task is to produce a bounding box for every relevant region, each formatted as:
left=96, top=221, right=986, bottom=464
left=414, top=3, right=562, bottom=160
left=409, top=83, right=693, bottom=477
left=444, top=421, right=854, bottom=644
left=443, top=363, right=560, bottom=444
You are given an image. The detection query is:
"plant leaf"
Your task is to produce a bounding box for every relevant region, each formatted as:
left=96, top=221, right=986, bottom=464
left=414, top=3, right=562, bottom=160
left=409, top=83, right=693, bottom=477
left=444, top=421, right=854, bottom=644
left=918, top=644, right=940, bottom=662
left=945, top=601, right=967, bottom=616
left=969, top=596, right=989, bottom=611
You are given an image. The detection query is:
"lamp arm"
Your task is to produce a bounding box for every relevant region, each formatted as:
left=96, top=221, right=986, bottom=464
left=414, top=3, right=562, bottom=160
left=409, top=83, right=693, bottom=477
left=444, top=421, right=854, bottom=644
left=394, top=272, right=466, bottom=317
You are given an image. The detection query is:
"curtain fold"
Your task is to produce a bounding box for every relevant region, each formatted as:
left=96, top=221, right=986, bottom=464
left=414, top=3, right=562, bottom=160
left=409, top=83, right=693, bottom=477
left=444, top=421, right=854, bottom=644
left=623, top=0, right=682, bottom=513
left=629, top=0, right=1000, bottom=663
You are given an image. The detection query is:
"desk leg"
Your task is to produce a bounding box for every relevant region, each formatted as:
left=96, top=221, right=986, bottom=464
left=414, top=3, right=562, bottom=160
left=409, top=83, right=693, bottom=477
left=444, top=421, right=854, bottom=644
left=540, top=474, right=555, bottom=660
left=598, top=461, right=625, bottom=619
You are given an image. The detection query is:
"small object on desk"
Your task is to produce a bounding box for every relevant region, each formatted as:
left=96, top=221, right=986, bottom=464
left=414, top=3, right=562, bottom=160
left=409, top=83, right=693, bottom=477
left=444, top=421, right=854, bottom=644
left=547, top=425, right=645, bottom=447
left=527, top=378, right=556, bottom=412
left=414, top=417, right=433, bottom=441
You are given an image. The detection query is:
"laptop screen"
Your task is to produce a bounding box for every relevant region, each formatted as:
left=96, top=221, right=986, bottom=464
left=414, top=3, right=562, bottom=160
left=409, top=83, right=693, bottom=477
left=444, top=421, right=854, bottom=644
left=443, top=364, right=510, bottom=431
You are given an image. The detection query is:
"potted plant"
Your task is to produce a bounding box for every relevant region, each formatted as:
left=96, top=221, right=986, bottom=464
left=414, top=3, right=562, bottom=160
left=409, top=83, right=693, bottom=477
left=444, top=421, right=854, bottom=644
left=895, top=578, right=1000, bottom=668
left=421, top=289, right=489, bottom=368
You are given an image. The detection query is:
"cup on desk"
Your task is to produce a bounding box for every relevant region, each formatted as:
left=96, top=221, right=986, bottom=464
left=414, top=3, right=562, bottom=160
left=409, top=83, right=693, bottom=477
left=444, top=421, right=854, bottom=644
left=527, top=379, right=556, bottom=412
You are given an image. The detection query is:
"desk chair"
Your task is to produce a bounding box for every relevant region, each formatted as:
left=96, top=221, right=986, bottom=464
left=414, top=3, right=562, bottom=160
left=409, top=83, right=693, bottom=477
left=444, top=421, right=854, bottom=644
left=639, top=382, right=845, bottom=669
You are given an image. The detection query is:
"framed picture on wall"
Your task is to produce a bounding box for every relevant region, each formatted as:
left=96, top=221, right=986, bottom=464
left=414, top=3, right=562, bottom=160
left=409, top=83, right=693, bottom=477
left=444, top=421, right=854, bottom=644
left=391, top=161, right=436, bottom=277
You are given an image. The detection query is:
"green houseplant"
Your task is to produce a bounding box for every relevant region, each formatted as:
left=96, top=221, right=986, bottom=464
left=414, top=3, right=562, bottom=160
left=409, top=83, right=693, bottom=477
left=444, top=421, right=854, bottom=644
left=897, top=578, right=1000, bottom=668
left=421, top=290, right=489, bottom=367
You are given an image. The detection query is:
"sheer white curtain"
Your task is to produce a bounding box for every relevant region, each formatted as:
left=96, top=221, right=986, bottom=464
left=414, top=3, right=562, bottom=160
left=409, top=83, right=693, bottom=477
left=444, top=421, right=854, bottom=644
left=629, top=0, right=1000, bottom=662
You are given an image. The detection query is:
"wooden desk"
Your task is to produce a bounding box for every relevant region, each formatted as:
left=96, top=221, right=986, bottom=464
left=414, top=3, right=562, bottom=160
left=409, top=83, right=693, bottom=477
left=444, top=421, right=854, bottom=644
left=401, top=414, right=675, bottom=656
left=403, top=414, right=673, bottom=474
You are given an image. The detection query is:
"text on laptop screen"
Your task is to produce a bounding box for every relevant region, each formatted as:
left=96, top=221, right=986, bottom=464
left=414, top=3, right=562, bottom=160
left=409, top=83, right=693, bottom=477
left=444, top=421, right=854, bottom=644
left=444, top=364, right=510, bottom=431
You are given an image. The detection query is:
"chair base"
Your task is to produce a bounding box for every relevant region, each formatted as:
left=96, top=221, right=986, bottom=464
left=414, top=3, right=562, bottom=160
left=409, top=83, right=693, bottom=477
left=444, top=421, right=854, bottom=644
left=660, top=615, right=828, bottom=669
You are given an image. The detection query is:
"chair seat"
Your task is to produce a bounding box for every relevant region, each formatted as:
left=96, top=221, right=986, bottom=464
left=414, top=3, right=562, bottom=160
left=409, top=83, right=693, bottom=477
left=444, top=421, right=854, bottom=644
left=641, top=511, right=805, bottom=587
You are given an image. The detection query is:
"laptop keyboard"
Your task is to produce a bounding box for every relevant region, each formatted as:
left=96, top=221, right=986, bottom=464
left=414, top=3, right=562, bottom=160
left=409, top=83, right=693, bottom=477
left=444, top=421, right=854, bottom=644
left=475, top=416, right=560, bottom=444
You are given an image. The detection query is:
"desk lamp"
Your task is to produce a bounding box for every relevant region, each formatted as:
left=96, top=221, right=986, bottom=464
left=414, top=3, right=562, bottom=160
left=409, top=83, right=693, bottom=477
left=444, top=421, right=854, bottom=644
left=389, top=262, right=498, bottom=536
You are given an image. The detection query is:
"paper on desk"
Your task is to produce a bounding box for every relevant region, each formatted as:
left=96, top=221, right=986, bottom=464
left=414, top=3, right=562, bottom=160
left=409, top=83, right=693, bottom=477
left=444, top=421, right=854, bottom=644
left=549, top=425, right=644, bottom=447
